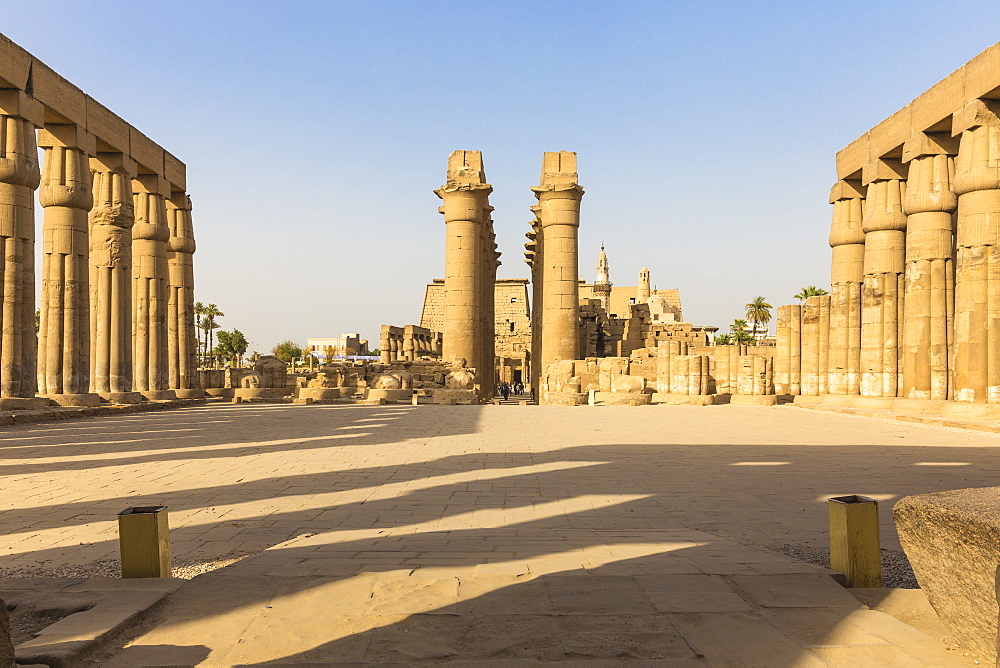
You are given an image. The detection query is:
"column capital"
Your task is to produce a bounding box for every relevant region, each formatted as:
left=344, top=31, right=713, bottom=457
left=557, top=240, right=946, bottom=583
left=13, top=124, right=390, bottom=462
left=134, top=173, right=171, bottom=197
left=902, top=132, right=959, bottom=162
left=862, top=158, right=907, bottom=186
left=0, top=89, right=43, bottom=126
left=828, top=179, right=865, bottom=204
left=91, top=152, right=137, bottom=178
left=952, top=98, right=1000, bottom=136
left=37, top=124, right=96, bottom=155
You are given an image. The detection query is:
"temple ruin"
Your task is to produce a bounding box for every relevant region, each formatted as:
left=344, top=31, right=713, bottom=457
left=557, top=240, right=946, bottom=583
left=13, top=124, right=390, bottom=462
left=0, top=34, right=200, bottom=410
left=775, top=42, right=1000, bottom=420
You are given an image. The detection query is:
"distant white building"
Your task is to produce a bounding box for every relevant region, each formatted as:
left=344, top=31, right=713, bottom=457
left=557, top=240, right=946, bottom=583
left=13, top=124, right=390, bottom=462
left=307, top=333, right=370, bottom=360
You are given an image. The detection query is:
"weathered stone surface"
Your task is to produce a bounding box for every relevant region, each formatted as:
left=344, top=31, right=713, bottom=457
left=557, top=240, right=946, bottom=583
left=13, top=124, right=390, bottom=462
left=893, top=486, right=1000, bottom=661
left=0, top=595, right=13, bottom=668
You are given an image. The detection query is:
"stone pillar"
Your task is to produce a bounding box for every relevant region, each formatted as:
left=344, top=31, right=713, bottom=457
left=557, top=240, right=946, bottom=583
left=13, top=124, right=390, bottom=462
left=36, top=125, right=101, bottom=405
left=166, top=192, right=201, bottom=397
left=89, top=153, right=141, bottom=402
left=534, top=151, right=583, bottom=372
left=132, top=175, right=175, bottom=399
left=379, top=326, right=391, bottom=363
left=902, top=133, right=958, bottom=401
left=436, top=150, right=491, bottom=395
left=952, top=100, right=1000, bottom=405
left=799, top=295, right=831, bottom=396
left=526, top=219, right=542, bottom=393
left=860, top=159, right=907, bottom=397
left=827, top=180, right=866, bottom=395
left=0, top=91, right=42, bottom=400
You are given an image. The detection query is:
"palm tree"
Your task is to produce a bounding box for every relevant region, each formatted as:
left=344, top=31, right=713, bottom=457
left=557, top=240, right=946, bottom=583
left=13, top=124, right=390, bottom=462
left=731, top=318, right=748, bottom=343
left=193, top=302, right=206, bottom=364
left=745, top=296, right=772, bottom=343
left=794, top=285, right=829, bottom=302
left=204, top=304, right=224, bottom=368
left=715, top=334, right=732, bottom=346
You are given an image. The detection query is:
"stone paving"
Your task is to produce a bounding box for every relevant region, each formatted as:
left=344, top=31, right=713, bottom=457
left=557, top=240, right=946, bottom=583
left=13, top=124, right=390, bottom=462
left=3, top=402, right=999, bottom=664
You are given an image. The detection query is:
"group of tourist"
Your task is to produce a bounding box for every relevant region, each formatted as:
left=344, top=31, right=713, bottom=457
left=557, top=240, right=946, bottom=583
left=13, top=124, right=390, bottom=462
left=496, top=381, right=525, bottom=400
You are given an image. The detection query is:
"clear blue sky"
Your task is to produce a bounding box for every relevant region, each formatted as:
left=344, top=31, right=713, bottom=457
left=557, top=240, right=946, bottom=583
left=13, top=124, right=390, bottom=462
left=6, top=1, right=1000, bottom=352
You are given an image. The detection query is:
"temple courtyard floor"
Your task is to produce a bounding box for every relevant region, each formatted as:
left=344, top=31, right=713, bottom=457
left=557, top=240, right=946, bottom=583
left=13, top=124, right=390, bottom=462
left=3, top=402, right=998, bottom=665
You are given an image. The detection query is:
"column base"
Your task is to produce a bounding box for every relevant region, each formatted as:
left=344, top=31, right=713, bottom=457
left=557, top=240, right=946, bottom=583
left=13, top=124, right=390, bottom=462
left=851, top=396, right=894, bottom=409
left=731, top=394, right=778, bottom=406
left=99, top=391, right=146, bottom=405
left=0, top=397, right=52, bottom=410
left=43, top=393, right=103, bottom=407
left=940, top=402, right=1000, bottom=419
left=891, top=398, right=945, bottom=414
left=172, top=388, right=206, bottom=399
left=140, top=390, right=178, bottom=401
left=819, top=394, right=857, bottom=406
left=791, top=395, right=824, bottom=406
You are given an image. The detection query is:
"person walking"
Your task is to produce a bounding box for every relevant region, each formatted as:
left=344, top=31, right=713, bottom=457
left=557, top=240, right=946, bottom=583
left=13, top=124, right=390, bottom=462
left=500, top=382, right=511, bottom=401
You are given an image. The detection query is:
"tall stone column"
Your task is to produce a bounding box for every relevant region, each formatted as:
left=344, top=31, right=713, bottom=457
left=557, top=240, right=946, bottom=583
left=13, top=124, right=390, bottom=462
left=901, top=133, right=958, bottom=401
left=89, top=153, right=142, bottom=402
left=526, top=217, right=542, bottom=393
left=860, top=160, right=907, bottom=398
left=132, top=175, right=175, bottom=399
left=533, top=151, right=583, bottom=373
left=827, top=180, right=866, bottom=395
left=166, top=193, right=201, bottom=397
left=0, top=91, right=42, bottom=401
left=952, top=100, right=1000, bottom=405
left=36, top=126, right=101, bottom=405
left=435, top=150, right=492, bottom=397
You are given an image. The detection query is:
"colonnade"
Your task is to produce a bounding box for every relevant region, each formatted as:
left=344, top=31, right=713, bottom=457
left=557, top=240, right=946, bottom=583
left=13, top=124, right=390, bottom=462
left=0, top=88, right=199, bottom=407
left=379, top=324, right=442, bottom=363
left=778, top=84, right=1000, bottom=416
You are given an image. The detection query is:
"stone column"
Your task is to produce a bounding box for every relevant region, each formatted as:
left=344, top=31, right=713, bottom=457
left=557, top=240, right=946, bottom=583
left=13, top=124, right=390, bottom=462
left=860, top=159, right=907, bottom=398
left=0, top=91, right=42, bottom=401
left=901, top=133, right=958, bottom=401
left=827, top=180, right=866, bottom=395
left=379, top=326, right=391, bottom=363
left=952, top=100, right=1000, bottom=405
left=799, top=295, right=831, bottom=396
left=436, top=150, right=491, bottom=396
left=166, top=192, right=201, bottom=397
left=533, top=151, right=583, bottom=373
left=36, top=125, right=101, bottom=405
left=132, top=175, right=175, bottom=399
left=89, top=153, right=141, bottom=402
left=526, top=219, right=542, bottom=393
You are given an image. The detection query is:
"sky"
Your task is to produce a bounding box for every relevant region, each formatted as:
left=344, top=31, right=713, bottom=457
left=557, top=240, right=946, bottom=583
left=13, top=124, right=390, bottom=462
left=5, top=1, right=1000, bottom=353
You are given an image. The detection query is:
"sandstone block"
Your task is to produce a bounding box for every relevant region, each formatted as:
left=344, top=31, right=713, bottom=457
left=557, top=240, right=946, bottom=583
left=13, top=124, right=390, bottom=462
left=893, top=486, right=1000, bottom=662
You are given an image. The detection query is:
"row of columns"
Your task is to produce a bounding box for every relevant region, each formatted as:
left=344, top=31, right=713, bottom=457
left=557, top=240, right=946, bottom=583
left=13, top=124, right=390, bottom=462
left=435, top=151, right=498, bottom=400
left=783, top=98, right=1000, bottom=410
left=0, top=91, right=199, bottom=404
left=379, top=324, right=442, bottom=363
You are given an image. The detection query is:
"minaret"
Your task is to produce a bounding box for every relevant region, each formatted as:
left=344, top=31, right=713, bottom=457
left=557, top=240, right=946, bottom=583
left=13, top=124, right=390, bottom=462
left=638, top=267, right=651, bottom=302
left=594, top=244, right=612, bottom=311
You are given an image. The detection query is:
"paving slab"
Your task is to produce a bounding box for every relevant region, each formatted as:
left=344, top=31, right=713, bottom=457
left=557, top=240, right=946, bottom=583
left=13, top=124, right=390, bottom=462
left=2, top=403, right=995, bottom=664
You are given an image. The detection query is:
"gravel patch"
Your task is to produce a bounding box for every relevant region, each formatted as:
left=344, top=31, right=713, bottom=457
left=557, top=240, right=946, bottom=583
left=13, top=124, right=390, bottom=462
left=773, top=544, right=918, bottom=589
left=0, top=553, right=251, bottom=580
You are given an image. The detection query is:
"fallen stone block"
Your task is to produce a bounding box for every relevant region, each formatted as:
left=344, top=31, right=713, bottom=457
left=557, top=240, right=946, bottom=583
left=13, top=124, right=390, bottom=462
left=893, top=486, right=1000, bottom=662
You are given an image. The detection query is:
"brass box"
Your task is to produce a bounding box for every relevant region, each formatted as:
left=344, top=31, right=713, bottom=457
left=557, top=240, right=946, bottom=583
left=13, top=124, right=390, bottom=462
left=118, top=506, right=171, bottom=578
